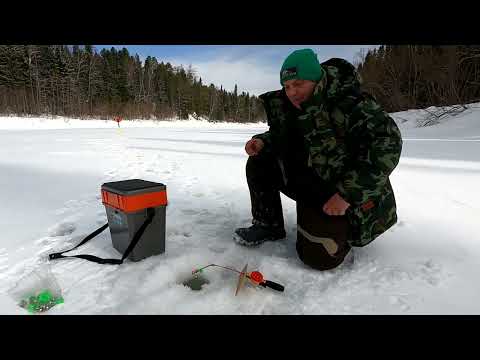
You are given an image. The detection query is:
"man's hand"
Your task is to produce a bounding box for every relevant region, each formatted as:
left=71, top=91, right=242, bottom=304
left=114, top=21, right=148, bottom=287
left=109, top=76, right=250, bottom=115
left=245, top=138, right=264, bottom=156
left=323, top=193, right=350, bottom=216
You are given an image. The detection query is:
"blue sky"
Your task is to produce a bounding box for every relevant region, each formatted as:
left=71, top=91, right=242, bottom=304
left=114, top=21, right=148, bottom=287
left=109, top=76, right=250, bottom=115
left=95, top=45, right=378, bottom=96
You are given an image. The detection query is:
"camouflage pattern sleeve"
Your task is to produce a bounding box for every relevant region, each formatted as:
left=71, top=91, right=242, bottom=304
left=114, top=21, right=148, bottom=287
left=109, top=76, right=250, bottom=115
left=335, top=97, right=403, bottom=206
left=253, top=90, right=284, bottom=153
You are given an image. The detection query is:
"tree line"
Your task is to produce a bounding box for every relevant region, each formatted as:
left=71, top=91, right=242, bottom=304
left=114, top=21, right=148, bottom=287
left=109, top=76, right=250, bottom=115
left=3, top=45, right=479, bottom=122
left=356, top=45, right=480, bottom=113
left=0, top=45, right=266, bottom=122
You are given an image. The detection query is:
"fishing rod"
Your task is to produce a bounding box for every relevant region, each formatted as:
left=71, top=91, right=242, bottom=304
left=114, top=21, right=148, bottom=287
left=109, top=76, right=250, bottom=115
left=192, top=263, right=285, bottom=295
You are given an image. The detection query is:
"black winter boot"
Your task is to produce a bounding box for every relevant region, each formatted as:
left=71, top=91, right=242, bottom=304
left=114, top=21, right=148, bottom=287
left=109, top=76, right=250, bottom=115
left=233, top=223, right=286, bottom=247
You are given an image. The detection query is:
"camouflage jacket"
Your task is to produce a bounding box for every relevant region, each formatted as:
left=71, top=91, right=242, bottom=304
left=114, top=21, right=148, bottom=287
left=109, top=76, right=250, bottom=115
left=254, top=58, right=403, bottom=247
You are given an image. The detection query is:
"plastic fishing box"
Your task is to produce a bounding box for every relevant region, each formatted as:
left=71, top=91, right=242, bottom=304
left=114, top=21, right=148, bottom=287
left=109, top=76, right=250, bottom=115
left=101, top=179, right=167, bottom=262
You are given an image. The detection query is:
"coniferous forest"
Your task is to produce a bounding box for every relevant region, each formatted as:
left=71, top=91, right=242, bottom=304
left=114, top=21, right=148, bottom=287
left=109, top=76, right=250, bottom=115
left=356, top=45, right=480, bottom=113
left=0, top=45, right=265, bottom=122
left=1, top=45, right=480, bottom=121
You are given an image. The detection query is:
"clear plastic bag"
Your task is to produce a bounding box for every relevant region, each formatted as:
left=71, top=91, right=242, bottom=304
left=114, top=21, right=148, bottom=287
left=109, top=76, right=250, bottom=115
left=8, top=263, right=64, bottom=314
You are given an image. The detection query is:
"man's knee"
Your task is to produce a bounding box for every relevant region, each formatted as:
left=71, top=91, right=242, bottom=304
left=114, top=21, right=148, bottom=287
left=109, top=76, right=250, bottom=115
left=246, top=152, right=279, bottom=182
left=246, top=154, right=260, bottom=176
left=296, top=235, right=351, bottom=270
left=295, top=202, right=351, bottom=271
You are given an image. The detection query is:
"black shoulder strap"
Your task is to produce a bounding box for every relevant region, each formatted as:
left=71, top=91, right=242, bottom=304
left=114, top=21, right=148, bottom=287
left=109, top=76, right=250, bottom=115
left=48, top=208, right=156, bottom=265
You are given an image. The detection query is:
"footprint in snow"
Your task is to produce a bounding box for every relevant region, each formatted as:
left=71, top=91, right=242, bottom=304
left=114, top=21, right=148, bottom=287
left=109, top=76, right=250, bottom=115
left=35, top=236, right=55, bottom=245
left=181, top=209, right=199, bottom=216
left=48, top=222, right=77, bottom=237
left=208, top=246, right=228, bottom=254
left=417, top=259, right=443, bottom=286
left=389, top=295, right=410, bottom=310
left=389, top=296, right=411, bottom=312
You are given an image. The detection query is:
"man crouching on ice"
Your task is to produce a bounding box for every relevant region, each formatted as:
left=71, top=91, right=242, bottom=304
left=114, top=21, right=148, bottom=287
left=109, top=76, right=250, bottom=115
left=234, top=48, right=403, bottom=271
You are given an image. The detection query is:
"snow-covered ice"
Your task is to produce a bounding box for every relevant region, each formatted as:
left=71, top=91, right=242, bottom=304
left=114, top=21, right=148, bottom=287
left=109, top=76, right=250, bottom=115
left=1, top=104, right=479, bottom=314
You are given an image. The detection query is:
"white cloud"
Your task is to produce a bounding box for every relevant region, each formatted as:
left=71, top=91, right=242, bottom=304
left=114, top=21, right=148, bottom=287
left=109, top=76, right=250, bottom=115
left=164, top=55, right=280, bottom=96
left=165, top=45, right=379, bottom=96
left=191, top=58, right=280, bottom=96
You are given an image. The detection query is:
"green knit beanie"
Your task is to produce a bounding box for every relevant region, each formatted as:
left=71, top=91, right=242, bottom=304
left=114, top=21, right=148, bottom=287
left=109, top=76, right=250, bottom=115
left=280, top=48, right=325, bottom=86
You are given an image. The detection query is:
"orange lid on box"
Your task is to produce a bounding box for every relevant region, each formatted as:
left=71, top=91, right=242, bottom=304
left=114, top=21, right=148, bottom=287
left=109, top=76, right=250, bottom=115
left=101, top=179, right=167, bottom=213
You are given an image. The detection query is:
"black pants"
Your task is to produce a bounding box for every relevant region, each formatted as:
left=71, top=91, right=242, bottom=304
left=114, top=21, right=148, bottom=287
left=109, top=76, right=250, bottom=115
left=246, top=152, right=352, bottom=270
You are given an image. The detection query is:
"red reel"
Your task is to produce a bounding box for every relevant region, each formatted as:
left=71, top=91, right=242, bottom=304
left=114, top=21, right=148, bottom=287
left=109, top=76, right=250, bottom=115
left=249, top=271, right=264, bottom=285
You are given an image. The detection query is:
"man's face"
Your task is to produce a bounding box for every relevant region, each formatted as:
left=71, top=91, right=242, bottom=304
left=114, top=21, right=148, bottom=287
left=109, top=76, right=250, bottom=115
left=284, top=79, right=317, bottom=109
